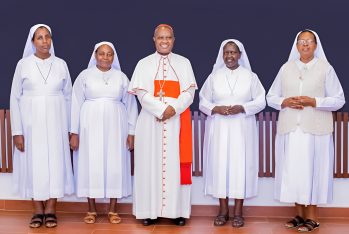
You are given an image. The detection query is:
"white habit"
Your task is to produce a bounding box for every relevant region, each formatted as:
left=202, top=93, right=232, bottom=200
left=267, top=31, right=345, bottom=205
left=71, top=65, right=138, bottom=198
left=200, top=39, right=265, bottom=199
left=128, top=52, right=197, bottom=219
left=10, top=53, right=74, bottom=200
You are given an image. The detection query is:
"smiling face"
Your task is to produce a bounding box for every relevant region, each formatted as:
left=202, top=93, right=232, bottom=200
left=296, top=31, right=317, bottom=62
left=32, top=26, right=52, bottom=58
left=223, top=42, right=241, bottom=70
left=95, top=44, right=114, bottom=72
left=153, top=26, right=175, bottom=55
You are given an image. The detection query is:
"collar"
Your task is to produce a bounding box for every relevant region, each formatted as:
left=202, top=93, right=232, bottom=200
left=94, top=65, right=113, bottom=74
left=32, top=53, right=54, bottom=64
left=155, top=51, right=173, bottom=60
left=296, top=57, right=318, bottom=70
left=223, top=64, right=241, bottom=74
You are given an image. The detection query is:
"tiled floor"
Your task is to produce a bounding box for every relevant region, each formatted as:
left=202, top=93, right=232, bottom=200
left=0, top=211, right=349, bottom=234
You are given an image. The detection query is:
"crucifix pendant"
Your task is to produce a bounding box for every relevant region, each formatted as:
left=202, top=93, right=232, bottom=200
left=157, top=89, right=165, bottom=102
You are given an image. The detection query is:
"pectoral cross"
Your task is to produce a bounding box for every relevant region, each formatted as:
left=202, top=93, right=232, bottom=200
left=157, top=89, right=165, bottom=102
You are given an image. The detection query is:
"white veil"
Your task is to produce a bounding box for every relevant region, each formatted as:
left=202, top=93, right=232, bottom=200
left=22, top=24, right=55, bottom=58
left=87, top=41, right=121, bottom=70
left=288, top=29, right=327, bottom=62
left=212, top=39, right=252, bottom=73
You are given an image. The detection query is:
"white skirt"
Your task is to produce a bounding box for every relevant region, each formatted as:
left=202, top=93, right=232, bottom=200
left=274, top=127, right=334, bottom=205
left=203, top=114, right=259, bottom=199
left=74, top=99, right=132, bottom=199
left=12, top=94, right=74, bottom=200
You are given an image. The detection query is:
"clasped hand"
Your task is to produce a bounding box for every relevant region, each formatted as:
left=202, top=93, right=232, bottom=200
left=157, top=105, right=176, bottom=121
left=212, top=105, right=245, bottom=115
left=281, top=96, right=316, bottom=109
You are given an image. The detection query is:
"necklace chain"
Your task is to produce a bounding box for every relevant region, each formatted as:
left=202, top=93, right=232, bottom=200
left=102, top=73, right=110, bottom=85
left=35, top=61, right=53, bottom=84
left=157, top=57, right=168, bottom=101
left=226, top=72, right=238, bottom=96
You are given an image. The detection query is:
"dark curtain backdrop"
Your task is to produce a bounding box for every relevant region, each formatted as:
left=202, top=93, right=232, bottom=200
left=0, top=0, right=348, bottom=110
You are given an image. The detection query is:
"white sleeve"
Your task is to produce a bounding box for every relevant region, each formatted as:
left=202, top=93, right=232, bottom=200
left=266, top=66, right=285, bottom=110
left=121, top=75, right=138, bottom=135
left=70, top=73, right=85, bottom=134
left=172, top=87, right=195, bottom=115
left=242, top=73, right=266, bottom=116
left=199, top=75, right=215, bottom=116
left=62, top=61, right=73, bottom=131
left=314, top=66, right=345, bottom=111
left=135, top=90, right=168, bottom=119
left=10, top=61, right=24, bottom=136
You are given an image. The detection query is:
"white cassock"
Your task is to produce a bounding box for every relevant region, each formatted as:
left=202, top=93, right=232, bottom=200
left=71, top=66, right=138, bottom=198
left=128, top=52, right=197, bottom=219
left=10, top=54, right=74, bottom=200
left=267, top=57, right=345, bottom=205
left=200, top=66, right=265, bottom=199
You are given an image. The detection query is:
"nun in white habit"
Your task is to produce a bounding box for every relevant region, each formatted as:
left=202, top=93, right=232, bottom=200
left=267, top=30, right=345, bottom=232
left=200, top=39, right=265, bottom=227
left=10, top=24, right=74, bottom=228
left=70, top=41, right=138, bottom=224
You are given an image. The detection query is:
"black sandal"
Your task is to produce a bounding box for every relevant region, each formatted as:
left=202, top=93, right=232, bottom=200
left=214, top=214, right=229, bottom=226
left=29, top=214, right=44, bottom=228
left=232, top=216, right=244, bottom=228
left=45, top=213, right=58, bottom=228
left=297, top=219, right=320, bottom=232
left=285, top=215, right=305, bottom=229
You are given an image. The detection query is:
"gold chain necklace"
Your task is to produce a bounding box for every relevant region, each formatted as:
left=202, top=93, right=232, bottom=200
left=156, top=57, right=168, bottom=101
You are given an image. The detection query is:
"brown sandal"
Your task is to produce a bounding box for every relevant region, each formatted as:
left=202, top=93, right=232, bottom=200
left=108, top=212, right=121, bottom=224
left=232, top=216, right=244, bottom=228
left=84, top=212, right=97, bottom=224
left=214, top=214, right=229, bottom=226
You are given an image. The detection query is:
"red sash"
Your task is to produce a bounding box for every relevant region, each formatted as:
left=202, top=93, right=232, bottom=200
left=154, top=80, right=192, bottom=185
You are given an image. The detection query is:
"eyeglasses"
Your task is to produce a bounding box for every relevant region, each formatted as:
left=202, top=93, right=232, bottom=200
left=297, top=39, right=315, bottom=45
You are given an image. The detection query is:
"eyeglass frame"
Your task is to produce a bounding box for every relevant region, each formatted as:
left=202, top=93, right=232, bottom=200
left=297, top=39, right=316, bottom=45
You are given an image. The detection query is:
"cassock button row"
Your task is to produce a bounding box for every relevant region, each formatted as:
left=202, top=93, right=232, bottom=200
left=163, top=163, right=166, bottom=166
left=163, top=197, right=166, bottom=199
left=163, top=170, right=166, bottom=172
left=163, top=204, right=166, bottom=206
